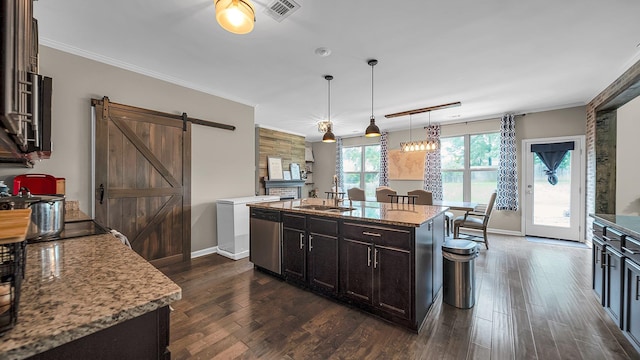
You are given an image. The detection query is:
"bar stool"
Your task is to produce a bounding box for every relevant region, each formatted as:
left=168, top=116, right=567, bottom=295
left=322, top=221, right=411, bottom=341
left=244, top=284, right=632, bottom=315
left=388, top=194, right=418, bottom=205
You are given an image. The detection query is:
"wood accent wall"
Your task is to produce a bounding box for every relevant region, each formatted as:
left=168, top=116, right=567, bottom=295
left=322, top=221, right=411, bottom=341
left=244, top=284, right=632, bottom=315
left=586, top=59, right=640, bottom=216
left=255, top=127, right=305, bottom=195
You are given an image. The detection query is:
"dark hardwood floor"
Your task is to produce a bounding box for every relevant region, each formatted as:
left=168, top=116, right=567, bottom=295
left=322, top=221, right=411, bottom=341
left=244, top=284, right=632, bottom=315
left=159, top=234, right=639, bottom=359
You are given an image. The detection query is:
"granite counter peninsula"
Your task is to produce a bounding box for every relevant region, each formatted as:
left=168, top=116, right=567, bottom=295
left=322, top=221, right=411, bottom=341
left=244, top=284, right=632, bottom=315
left=248, top=198, right=448, bottom=331
left=0, top=233, right=181, bottom=359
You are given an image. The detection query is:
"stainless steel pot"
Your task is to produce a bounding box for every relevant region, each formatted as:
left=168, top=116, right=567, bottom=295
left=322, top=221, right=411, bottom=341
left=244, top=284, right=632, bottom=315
left=0, top=192, right=65, bottom=239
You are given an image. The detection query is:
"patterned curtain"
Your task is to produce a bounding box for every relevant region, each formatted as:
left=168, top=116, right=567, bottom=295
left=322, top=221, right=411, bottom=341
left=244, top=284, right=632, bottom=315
left=496, top=114, right=519, bottom=211
left=379, top=131, right=389, bottom=186
left=335, top=137, right=344, bottom=191
left=423, top=125, right=443, bottom=200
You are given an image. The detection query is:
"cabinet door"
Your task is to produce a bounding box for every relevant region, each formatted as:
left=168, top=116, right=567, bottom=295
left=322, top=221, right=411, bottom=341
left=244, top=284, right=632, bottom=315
left=308, top=233, right=338, bottom=293
left=625, top=260, right=640, bottom=348
left=374, top=245, right=412, bottom=320
left=431, top=216, right=445, bottom=298
left=340, top=238, right=373, bottom=303
left=282, top=227, right=306, bottom=282
left=593, top=239, right=605, bottom=304
left=605, top=247, right=623, bottom=327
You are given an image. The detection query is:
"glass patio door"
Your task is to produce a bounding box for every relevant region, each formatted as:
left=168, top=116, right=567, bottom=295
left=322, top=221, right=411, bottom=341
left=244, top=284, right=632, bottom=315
left=523, top=136, right=584, bottom=241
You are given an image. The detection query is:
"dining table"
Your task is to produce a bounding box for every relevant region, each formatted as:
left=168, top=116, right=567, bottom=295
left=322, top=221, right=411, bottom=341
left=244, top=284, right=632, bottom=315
left=432, top=200, right=478, bottom=212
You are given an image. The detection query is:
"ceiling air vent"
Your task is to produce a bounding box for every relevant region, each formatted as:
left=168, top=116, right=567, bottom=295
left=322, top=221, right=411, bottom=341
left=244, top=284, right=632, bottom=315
left=263, top=0, right=301, bottom=22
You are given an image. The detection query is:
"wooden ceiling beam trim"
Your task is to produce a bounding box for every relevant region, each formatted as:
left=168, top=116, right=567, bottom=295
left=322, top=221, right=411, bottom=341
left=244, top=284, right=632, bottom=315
left=384, top=101, right=462, bottom=118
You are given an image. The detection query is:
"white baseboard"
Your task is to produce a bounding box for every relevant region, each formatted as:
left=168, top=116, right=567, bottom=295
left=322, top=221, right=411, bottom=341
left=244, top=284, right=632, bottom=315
left=217, top=249, right=249, bottom=261
left=191, top=246, right=218, bottom=259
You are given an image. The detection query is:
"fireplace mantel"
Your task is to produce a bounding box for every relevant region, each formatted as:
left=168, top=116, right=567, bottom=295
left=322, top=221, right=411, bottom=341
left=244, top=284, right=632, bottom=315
left=264, top=179, right=305, bottom=199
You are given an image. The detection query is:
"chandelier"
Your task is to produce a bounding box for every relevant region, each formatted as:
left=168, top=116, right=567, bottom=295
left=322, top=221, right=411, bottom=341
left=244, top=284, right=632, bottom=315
left=317, top=120, right=333, bottom=133
left=400, top=112, right=438, bottom=152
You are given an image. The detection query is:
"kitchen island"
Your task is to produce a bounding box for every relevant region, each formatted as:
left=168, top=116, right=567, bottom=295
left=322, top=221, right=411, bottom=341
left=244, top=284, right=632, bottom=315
left=248, top=198, right=448, bottom=332
left=0, top=232, right=181, bottom=359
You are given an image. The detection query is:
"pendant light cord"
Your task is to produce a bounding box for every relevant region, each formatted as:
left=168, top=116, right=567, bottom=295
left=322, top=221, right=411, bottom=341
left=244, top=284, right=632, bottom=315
left=328, top=77, right=331, bottom=123
left=371, top=63, right=374, bottom=118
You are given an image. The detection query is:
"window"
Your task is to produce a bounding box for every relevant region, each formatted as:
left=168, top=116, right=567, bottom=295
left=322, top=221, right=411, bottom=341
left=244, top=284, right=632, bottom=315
left=342, top=144, right=380, bottom=199
left=441, top=132, right=500, bottom=203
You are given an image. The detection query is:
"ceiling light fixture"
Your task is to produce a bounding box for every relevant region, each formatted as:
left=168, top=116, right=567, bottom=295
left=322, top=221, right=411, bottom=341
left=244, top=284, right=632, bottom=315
left=317, top=120, right=332, bottom=133
left=424, top=111, right=438, bottom=152
left=215, top=0, right=256, bottom=35
left=400, top=114, right=427, bottom=152
left=322, top=75, right=336, bottom=143
left=365, top=59, right=381, bottom=137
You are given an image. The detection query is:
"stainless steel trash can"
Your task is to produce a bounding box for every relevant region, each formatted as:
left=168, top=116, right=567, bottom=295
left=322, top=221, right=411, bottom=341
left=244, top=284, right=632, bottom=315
left=442, top=239, right=479, bottom=308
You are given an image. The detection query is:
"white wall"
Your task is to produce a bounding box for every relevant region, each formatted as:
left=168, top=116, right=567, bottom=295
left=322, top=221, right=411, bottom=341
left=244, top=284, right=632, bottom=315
left=0, top=46, right=255, bottom=253
left=616, top=95, right=640, bottom=215
left=310, top=106, right=586, bottom=234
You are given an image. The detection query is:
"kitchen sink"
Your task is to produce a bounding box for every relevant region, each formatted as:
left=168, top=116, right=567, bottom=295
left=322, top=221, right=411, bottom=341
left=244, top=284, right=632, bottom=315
left=295, top=204, right=355, bottom=212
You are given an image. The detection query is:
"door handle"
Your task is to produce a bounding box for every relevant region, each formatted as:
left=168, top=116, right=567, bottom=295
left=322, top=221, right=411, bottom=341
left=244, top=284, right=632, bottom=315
left=99, top=184, right=105, bottom=204
left=308, top=234, right=313, bottom=252
left=374, top=249, right=379, bottom=269
left=636, top=275, right=640, bottom=301
left=299, top=233, right=304, bottom=250
left=601, top=251, right=606, bottom=269
left=367, top=247, right=371, bottom=267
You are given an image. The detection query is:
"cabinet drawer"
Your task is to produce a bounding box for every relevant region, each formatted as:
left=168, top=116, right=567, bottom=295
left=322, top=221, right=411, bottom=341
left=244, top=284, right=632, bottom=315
left=342, top=222, right=412, bottom=250
left=308, top=216, right=338, bottom=236
left=604, top=228, right=625, bottom=251
left=593, top=222, right=605, bottom=240
left=623, top=236, right=640, bottom=266
left=283, top=213, right=305, bottom=230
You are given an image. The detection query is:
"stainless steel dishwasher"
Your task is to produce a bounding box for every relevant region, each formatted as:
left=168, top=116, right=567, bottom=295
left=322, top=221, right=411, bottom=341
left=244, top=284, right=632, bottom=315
left=249, top=208, right=282, bottom=274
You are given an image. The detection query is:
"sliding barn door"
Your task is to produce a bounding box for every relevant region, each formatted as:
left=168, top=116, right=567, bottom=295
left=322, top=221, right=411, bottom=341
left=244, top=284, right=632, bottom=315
left=93, top=97, right=191, bottom=266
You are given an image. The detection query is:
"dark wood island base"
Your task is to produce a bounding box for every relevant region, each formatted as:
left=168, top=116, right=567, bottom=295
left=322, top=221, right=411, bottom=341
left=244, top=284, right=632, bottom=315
left=249, top=199, right=447, bottom=332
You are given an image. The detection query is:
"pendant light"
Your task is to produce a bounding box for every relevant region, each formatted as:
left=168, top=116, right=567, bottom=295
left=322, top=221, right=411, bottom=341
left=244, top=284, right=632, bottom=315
left=365, top=59, right=381, bottom=137
left=215, top=0, right=256, bottom=35
left=322, top=75, right=336, bottom=143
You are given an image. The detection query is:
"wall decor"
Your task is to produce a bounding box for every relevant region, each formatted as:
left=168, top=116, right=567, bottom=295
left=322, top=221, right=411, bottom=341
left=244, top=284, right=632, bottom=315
left=388, top=149, right=426, bottom=180
left=283, top=170, right=292, bottom=180
left=290, top=163, right=301, bottom=180
left=267, top=157, right=283, bottom=180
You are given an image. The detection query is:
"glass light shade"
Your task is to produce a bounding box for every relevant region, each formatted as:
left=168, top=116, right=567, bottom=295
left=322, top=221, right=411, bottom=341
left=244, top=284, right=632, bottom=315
left=365, top=117, right=381, bottom=137
left=215, top=0, right=255, bottom=34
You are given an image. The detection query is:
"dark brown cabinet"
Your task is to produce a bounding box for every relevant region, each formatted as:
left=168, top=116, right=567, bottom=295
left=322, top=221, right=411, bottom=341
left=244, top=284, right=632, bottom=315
left=625, top=259, right=640, bottom=349
left=282, top=213, right=306, bottom=282
left=340, top=222, right=413, bottom=321
left=282, top=214, right=339, bottom=294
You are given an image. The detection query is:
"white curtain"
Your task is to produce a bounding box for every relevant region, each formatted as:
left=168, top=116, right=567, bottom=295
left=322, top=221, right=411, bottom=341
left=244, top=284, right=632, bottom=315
left=496, top=114, right=519, bottom=211
left=379, top=131, right=389, bottom=186
left=335, top=137, right=343, bottom=191
left=423, top=125, right=443, bottom=200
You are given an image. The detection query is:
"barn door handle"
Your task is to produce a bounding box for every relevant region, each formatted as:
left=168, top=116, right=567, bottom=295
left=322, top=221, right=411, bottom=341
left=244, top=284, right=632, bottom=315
left=99, top=184, right=105, bottom=204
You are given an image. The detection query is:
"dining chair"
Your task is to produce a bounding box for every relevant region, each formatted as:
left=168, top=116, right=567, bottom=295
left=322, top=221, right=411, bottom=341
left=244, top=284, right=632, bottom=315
left=347, top=187, right=366, bottom=201
left=407, top=190, right=433, bottom=205
left=408, top=189, right=453, bottom=236
left=453, top=191, right=497, bottom=249
left=375, top=187, right=397, bottom=203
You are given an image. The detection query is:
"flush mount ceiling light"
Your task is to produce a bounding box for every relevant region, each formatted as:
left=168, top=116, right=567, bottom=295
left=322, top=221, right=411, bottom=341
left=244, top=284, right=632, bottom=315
left=365, top=59, right=381, bottom=137
left=215, top=0, right=256, bottom=35
left=322, top=75, right=336, bottom=143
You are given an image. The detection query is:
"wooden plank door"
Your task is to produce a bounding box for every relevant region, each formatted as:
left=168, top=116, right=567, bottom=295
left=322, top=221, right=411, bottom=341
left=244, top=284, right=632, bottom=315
left=93, top=97, right=191, bottom=266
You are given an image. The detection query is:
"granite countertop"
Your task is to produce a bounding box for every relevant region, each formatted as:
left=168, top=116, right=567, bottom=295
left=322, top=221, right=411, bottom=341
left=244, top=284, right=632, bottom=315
left=592, top=213, right=640, bottom=239
left=0, top=234, right=182, bottom=359
left=249, top=198, right=448, bottom=227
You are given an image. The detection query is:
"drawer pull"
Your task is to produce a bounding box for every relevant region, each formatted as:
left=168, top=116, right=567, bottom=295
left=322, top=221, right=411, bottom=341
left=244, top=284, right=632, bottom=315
left=623, top=247, right=639, bottom=255
left=363, top=231, right=381, bottom=237
left=603, top=235, right=619, bottom=242
left=367, top=247, right=372, bottom=267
